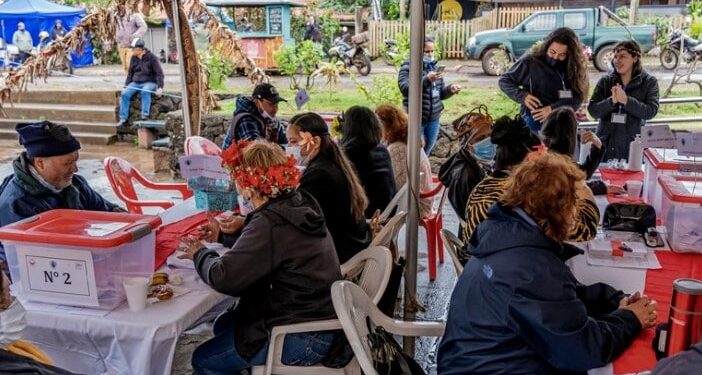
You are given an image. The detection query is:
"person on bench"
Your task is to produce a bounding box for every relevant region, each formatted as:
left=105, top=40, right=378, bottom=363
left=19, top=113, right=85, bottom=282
left=116, top=38, right=164, bottom=131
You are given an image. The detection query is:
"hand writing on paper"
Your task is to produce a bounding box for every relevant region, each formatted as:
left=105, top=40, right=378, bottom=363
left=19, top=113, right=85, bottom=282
left=177, top=235, right=205, bottom=261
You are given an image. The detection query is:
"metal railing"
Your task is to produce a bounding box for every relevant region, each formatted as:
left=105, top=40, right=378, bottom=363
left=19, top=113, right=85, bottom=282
left=579, top=96, right=702, bottom=128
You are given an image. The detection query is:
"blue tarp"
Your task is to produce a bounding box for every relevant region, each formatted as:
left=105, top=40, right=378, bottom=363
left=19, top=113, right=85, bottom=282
left=0, top=0, right=93, bottom=67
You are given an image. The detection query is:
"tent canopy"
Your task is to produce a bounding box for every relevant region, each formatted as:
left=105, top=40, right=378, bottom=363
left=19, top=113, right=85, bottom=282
left=0, top=0, right=93, bottom=67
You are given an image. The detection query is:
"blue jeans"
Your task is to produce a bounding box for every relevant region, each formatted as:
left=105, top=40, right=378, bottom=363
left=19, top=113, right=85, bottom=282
left=192, top=312, right=334, bottom=375
left=422, top=118, right=441, bottom=154
left=522, top=112, right=542, bottom=133
left=119, top=82, right=158, bottom=121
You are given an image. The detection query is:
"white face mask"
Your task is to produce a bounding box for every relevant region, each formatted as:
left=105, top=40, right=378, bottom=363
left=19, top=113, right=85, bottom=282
left=286, top=145, right=304, bottom=165
left=236, top=184, right=256, bottom=216
left=0, top=298, right=27, bottom=345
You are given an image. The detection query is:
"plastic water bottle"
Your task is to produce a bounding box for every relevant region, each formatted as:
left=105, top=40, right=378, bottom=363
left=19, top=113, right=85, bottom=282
left=628, top=134, right=643, bottom=172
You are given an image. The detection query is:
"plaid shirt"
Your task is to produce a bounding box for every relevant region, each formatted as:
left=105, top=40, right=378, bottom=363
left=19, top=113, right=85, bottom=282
left=222, top=97, right=288, bottom=150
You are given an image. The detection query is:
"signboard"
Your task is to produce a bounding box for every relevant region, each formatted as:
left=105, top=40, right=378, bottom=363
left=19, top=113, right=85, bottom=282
left=269, top=6, right=283, bottom=35
left=238, top=38, right=265, bottom=59
left=676, top=132, right=702, bottom=157
left=17, top=246, right=99, bottom=307
left=178, top=155, right=230, bottom=180
left=640, top=125, right=676, bottom=149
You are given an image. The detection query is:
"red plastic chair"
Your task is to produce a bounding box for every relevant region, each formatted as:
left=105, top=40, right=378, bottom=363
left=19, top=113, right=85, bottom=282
left=184, top=136, right=222, bottom=156
left=104, top=157, right=193, bottom=214
left=419, top=177, right=448, bottom=282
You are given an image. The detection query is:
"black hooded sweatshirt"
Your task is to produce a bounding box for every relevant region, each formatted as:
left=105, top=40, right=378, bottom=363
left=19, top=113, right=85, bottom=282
left=194, top=190, right=341, bottom=359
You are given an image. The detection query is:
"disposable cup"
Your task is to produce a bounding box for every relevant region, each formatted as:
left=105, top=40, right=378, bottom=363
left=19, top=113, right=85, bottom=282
left=123, top=277, right=149, bottom=312
left=627, top=180, right=643, bottom=198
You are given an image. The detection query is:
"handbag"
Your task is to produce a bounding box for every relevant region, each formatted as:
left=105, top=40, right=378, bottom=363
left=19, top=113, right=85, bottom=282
left=368, top=325, right=426, bottom=375
left=603, top=203, right=656, bottom=234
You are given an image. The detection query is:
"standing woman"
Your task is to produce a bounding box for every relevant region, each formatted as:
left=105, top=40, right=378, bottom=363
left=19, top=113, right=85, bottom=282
left=588, top=40, right=659, bottom=161
left=499, top=27, right=589, bottom=132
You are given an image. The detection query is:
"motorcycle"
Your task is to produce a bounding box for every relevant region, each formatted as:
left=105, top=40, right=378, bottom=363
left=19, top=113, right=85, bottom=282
left=382, top=38, right=401, bottom=65
left=659, top=29, right=702, bottom=70
left=327, top=36, right=371, bottom=76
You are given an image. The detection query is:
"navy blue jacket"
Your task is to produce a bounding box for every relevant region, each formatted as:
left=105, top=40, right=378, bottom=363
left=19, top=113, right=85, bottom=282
left=438, top=203, right=641, bottom=375
left=398, top=59, right=455, bottom=123
left=222, top=96, right=287, bottom=150
left=126, top=50, right=165, bottom=89
left=499, top=55, right=583, bottom=129
left=0, top=153, right=120, bottom=261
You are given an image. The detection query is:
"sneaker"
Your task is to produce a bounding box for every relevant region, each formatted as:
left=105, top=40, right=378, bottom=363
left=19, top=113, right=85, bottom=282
left=115, top=119, right=127, bottom=127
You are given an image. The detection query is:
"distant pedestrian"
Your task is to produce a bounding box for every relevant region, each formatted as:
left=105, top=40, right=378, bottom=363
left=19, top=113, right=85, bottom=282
left=12, top=23, right=33, bottom=64
left=193, top=17, right=210, bottom=53
left=237, top=17, right=253, bottom=33
left=50, top=19, right=67, bottom=41
left=397, top=37, right=461, bottom=154
left=115, top=4, right=147, bottom=74
left=116, top=38, right=164, bottom=130
left=303, top=16, right=322, bottom=43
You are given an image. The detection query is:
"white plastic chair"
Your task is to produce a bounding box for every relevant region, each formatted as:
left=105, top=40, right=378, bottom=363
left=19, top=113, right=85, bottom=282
left=440, top=229, right=465, bottom=276
left=378, top=184, right=408, bottom=222
left=331, top=280, right=446, bottom=375
left=369, top=211, right=407, bottom=249
left=252, top=246, right=393, bottom=375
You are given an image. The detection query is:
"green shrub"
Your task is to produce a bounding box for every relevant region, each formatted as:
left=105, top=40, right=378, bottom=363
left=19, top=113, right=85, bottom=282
left=691, top=18, right=702, bottom=40
left=203, top=49, right=234, bottom=91
left=353, top=73, right=402, bottom=106
left=274, top=41, right=325, bottom=90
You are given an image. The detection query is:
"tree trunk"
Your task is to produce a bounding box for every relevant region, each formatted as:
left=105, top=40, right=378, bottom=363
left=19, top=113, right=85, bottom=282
left=400, top=0, right=406, bottom=20
left=629, top=0, right=640, bottom=25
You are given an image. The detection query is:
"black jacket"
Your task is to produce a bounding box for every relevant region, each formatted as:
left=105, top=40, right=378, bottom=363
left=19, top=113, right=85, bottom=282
left=398, top=59, right=455, bottom=122
left=0, top=349, right=78, bottom=375
left=499, top=55, right=583, bottom=126
left=342, top=140, right=397, bottom=218
left=439, top=203, right=641, bottom=375
left=194, top=190, right=341, bottom=358
left=588, top=71, right=659, bottom=161
left=125, top=50, right=165, bottom=89
left=300, top=157, right=371, bottom=264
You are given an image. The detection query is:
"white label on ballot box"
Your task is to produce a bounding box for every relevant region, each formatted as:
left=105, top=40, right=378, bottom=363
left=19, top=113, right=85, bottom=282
left=641, top=125, right=676, bottom=149
left=677, top=132, right=702, bottom=156
left=16, top=245, right=99, bottom=307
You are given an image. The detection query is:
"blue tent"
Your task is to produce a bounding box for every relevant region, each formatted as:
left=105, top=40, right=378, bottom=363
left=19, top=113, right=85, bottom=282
left=0, top=0, right=93, bottom=67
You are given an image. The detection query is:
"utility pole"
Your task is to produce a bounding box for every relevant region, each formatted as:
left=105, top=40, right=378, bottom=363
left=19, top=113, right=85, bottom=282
left=629, top=0, right=640, bottom=25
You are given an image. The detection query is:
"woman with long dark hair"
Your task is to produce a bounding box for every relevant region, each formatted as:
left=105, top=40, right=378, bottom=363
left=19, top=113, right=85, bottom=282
left=287, top=112, right=372, bottom=263
left=588, top=40, right=659, bottom=160
left=541, top=107, right=604, bottom=179
left=499, top=27, right=589, bottom=132
left=341, top=106, right=397, bottom=218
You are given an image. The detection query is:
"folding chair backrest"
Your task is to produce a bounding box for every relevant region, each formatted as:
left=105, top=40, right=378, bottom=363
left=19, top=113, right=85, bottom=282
left=185, top=136, right=222, bottom=156
left=369, top=211, right=407, bottom=248
left=440, top=229, right=465, bottom=276
left=340, top=246, right=393, bottom=304
left=379, top=184, right=407, bottom=222
left=331, top=280, right=380, bottom=375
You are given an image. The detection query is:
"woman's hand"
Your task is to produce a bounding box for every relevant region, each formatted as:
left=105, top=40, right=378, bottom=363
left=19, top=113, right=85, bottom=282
left=427, top=71, right=441, bottom=82
left=178, top=236, right=205, bottom=260
left=523, top=94, right=542, bottom=111
left=620, top=294, right=658, bottom=329
left=611, top=85, right=628, bottom=105
left=219, top=216, right=245, bottom=234
left=198, top=215, right=221, bottom=243
left=450, top=84, right=461, bottom=94
left=531, top=105, right=552, bottom=122
left=581, top=131, right=602, bottom=149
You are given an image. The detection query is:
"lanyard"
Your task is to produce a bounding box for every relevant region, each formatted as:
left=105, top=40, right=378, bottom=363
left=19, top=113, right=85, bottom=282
left=559, top=73, right=566, bottom=90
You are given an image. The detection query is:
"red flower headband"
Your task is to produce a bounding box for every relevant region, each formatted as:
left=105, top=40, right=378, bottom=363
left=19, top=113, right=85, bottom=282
left=221, top=140, right=301, bottom=198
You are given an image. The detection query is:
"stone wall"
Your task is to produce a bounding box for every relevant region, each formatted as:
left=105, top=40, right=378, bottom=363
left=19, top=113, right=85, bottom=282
left=124, top=94, right=182, bottom=124
left=164, top=112, right=460, bottom=175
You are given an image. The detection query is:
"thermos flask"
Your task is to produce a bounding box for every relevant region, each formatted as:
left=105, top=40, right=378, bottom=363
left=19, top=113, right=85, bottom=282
left=665, top=278, right=702, bottom=356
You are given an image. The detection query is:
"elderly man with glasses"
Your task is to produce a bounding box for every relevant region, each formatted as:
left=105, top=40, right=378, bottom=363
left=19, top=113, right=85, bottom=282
left=222, top=83, right=288, bottom=150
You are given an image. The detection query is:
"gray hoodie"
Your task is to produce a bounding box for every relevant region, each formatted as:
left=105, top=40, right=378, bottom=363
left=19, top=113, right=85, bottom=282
left=116, top=13, right=147, bottom=48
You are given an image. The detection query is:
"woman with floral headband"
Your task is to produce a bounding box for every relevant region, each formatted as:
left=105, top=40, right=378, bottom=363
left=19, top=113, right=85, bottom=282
left=180, top=140, right=341, bottom=374
left=287, top=112, right=372, bottom=264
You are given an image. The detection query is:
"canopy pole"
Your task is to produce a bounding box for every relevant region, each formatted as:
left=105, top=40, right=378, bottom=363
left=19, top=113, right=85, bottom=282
left=171, top=0, right=192, bottom=138
left=403, top=0, right=424, bottom=356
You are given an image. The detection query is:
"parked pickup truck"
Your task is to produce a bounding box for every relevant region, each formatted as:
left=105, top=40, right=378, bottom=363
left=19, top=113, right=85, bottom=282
left=465, top=7, right=656, bottom=75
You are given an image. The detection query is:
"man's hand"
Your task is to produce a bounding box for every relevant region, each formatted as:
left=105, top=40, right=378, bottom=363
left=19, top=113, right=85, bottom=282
left=156, top=88, right=163, bottom=97
left=523, top=94, right=542, bottom=111
left=426, top=71, right=441, bottom=82
left=450, top=84, right=461, bottom=94
left=531, top=105, right=552, bottom=122
left=581, top=130, right=602, bottom=149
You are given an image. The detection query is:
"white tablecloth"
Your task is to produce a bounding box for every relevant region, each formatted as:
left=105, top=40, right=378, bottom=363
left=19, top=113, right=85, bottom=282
left=19, top=198, right=225, bottom=375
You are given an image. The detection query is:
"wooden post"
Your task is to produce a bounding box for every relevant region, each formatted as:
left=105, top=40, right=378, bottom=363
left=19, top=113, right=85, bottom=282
left=629, top=0, right=640, bottom=25
left=355, top=6, right=363, bottom=33
left=400, top=0, right=406, bottom=20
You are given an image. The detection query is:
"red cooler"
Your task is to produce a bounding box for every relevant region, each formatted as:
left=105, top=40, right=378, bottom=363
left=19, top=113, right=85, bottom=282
left=0, top=209, right=161, bottom=309
left=643, top=148, right=699, bottom=216
left=659, top=175, right=702, bottom=253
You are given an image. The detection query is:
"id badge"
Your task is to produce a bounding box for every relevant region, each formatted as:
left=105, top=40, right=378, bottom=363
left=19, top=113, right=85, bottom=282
left=612, top=113, right=627, bottom=124
left=558, top=90, right=573, bottom=99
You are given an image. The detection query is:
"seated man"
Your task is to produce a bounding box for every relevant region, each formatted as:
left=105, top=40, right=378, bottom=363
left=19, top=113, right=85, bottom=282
left=116, top=38, right=164, bottom=131
left=0, top=121, right=123, bottom=263
left=222, top=83, right=288, bottom=150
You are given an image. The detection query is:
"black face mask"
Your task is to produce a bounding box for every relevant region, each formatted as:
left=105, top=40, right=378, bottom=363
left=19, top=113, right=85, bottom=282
left=546, top=56, right=566, bottom=71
